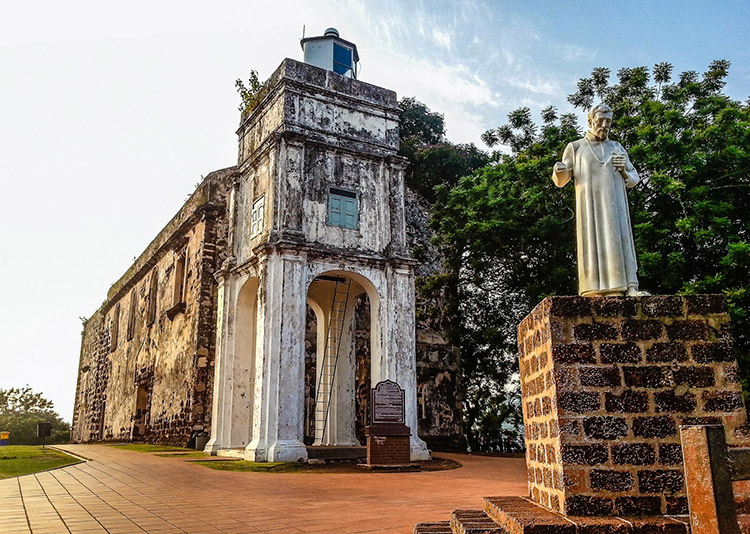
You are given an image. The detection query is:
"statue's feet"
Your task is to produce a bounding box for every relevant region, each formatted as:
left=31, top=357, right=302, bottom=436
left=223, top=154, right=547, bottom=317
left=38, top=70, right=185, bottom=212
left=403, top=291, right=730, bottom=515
left=626, top=287, right=650, bottom=296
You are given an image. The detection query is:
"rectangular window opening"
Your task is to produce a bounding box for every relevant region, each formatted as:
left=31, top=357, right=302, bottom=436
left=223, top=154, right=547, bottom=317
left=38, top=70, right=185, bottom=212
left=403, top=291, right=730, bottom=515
left=147, top=270, right=158, bottom=326
left=333, top=44, right=353, bottom=76
left=328, top=187, right=358, bottom=230
left=126, top=289, right=137, bottom=341
left=172, top=249, right=187, bottom=307
left=110, top=304, right=120, bottom=353
left=251, top=195, right=265, bottom=237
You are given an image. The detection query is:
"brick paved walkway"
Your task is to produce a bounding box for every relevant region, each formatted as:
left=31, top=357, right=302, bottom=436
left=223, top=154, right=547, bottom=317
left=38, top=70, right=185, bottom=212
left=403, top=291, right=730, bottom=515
left=0, top=444, right=527, bottom=534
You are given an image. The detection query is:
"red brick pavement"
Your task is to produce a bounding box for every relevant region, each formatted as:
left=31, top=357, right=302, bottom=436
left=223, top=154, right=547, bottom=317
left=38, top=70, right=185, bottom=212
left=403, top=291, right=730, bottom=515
left=0, top=445, right=527, bottom=534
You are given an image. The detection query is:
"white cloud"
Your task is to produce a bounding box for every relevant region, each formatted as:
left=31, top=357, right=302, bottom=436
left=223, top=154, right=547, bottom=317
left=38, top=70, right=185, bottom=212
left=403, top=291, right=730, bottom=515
left=560, top=44, right=597, bottom=62
left=507, top=76, right=561, bottom=96
left=432, top=29, right=453, bottom=50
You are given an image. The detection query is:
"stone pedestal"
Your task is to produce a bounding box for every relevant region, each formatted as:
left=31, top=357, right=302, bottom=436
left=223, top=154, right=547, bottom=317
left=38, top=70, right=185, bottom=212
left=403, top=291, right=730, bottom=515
left=366, top=425, right=411, bottom=465
left=518, top=295, right=747, bottom=517
left=415, top=294, right=750, bottom=534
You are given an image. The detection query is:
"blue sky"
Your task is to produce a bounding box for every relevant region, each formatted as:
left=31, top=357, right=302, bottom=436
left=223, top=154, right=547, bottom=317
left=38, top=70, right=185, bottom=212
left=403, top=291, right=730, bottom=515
left=1, top=0, right=748, bottom=421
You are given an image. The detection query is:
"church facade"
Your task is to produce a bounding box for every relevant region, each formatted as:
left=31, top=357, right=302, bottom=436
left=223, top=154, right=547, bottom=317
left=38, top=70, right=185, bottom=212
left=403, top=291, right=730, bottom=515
left=72, top=41, right=462, bottom=459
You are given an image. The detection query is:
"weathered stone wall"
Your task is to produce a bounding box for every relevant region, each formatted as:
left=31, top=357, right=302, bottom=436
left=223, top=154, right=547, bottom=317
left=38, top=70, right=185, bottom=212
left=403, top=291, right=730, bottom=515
left=416, top=326, right=462, bottom=449
left=74, top=58, right=463, bottom=454
left=518, top=295, right=748, bottom=517
left=405, top=188, right=464, bottom=450
left=233, top=59, right=407, bottom=268
left=71, top=311, right=111, bottom=442
left=72, top=168, right=235, bottom=445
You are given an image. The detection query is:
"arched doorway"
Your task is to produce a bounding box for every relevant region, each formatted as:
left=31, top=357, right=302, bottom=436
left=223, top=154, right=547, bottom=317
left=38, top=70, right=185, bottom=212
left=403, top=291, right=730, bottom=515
left=305, top=271, right=378, bottom=448
left=233, top=276, right=259, bottom=448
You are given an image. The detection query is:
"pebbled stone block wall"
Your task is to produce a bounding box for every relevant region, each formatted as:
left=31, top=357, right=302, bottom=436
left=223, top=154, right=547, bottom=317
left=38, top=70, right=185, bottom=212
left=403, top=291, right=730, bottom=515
left=517, top=295, right=748, bottom=517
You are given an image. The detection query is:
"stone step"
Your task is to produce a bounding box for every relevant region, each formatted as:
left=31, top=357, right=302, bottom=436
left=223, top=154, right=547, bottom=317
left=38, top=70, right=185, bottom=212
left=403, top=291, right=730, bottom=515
left=413, top=521, right=452, bottom=534
left=483, top=497, right=574, bottom=534
left=450, top=510, right=504, bottom=534
left=483, top=496, right=690, bottom=534
left=417, top=497, right=750, bottom=534
left=305, top=445, right=366, bottom=460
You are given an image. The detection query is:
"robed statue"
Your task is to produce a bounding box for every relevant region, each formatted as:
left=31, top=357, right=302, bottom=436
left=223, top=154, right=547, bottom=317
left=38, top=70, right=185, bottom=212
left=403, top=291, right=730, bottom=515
left=552, top=103, right=648, bottom=297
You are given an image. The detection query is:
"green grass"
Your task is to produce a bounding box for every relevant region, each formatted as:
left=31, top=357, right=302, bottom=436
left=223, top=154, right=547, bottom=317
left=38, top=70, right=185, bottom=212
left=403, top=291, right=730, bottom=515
left=0, top=446, right=81, bottom=479
left=106, top=443, right=192, bottom=453
left=192, top=460, right=311, bottom=473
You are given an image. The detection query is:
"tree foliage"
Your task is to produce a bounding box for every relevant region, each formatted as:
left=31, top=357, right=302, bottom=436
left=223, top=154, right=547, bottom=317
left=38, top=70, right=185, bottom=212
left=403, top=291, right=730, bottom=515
left=429, top=60, right=750, bottom=449
left=398, top=97, right=489, bottom=202
left=429, top=106, right=581, bottom=451
left=236, top=70, right=269, bottom=116
left=0, top=387, right=70, bottom=444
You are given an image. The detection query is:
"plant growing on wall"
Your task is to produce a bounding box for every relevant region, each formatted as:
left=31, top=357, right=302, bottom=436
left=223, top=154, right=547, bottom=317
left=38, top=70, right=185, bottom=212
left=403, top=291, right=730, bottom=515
left=236, top=70, right=269, bottom=117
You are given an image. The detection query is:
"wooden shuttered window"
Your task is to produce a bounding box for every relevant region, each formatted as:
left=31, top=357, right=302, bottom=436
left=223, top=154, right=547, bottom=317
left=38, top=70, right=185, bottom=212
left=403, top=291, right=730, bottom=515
left=328, top=188, right=358, bottom=230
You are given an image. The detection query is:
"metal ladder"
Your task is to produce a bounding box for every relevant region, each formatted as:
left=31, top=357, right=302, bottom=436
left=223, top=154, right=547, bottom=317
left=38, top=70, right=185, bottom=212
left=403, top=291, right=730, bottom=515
left=313, top=278, right=352, bottom=444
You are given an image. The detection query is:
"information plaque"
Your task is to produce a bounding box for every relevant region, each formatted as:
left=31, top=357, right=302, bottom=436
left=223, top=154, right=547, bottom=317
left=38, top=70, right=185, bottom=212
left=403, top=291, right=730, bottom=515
left=371, top=380, right=405, bottom=425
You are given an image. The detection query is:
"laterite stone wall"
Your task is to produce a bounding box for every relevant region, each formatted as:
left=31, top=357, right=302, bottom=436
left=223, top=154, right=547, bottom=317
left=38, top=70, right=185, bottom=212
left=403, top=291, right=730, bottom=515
left=517, top=295, right=748, bottom=517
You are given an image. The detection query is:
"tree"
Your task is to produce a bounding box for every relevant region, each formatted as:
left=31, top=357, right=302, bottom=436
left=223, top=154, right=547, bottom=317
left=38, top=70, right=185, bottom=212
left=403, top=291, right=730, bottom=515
left=398, top=97, right=489, bottom=202
left=398, top=97, right=446, bottom=155
left=0, top=387, right=70, bottom=444
left=567, top=61, right=750, bottom=385
left=236, top=70, right=268, bottom=116
left=430, top=61, right=750, bottom=449
left=430, top=106, right=581, bottom=451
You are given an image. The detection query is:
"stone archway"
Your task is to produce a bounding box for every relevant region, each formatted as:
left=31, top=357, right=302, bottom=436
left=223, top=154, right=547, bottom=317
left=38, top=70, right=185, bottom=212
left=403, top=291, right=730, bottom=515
left=305, top=270, right=378, bottom=447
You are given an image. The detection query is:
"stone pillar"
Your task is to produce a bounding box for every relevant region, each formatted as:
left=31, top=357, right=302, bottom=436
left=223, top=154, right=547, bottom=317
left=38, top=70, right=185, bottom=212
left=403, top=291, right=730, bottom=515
left=376, top=266, right=430, bottom=461
left=245, top=253, right=308, bottom=462
left=204, top=269, right=236, bottom=453
left=518, top=295, right=747, bottom=517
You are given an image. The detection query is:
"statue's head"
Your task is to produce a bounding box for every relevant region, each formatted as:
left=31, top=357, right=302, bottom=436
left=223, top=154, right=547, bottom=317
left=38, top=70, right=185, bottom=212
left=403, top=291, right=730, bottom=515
left=587, top=103, right=613, bottom=141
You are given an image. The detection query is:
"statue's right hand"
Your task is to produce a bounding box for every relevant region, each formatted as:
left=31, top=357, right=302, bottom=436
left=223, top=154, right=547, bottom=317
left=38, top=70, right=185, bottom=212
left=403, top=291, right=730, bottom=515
left=554, top=162, right=568, bottom=173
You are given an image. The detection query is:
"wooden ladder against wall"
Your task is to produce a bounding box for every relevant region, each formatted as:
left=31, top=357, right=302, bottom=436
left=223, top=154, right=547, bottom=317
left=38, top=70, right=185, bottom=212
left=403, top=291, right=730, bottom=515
left=313, top=278, right=352, bottom=445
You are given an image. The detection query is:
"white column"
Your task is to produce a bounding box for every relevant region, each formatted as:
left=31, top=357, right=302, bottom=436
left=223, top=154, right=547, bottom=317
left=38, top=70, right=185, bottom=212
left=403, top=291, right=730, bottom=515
left=380, top=266, right=431, bottom=461
left=205, top=271, right=236, bottom=453
left=246, top=253, right=308, bottom=462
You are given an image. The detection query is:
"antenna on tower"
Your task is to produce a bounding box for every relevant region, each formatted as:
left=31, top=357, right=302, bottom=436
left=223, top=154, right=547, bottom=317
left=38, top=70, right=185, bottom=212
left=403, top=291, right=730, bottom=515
left=302, top=25, right=305, bottom=39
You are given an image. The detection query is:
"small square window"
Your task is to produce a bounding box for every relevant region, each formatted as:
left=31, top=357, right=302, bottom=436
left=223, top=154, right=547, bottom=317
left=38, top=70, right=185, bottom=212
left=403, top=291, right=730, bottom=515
left=328, top=188, right=358, bottom=229
left=251, top=196, right=265, bottom=237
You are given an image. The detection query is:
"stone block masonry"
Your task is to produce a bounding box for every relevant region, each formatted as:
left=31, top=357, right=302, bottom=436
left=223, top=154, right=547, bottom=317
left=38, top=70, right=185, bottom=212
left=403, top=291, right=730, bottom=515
left=518, top=295, right=748, bottom=517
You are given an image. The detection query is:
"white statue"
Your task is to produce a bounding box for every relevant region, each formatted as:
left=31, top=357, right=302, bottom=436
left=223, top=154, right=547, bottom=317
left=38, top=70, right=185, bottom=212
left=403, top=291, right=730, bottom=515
left=552, top=103, right=648, bottom=297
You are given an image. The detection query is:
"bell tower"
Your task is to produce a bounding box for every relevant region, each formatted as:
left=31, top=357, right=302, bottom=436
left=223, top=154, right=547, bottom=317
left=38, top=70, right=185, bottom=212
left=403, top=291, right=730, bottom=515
left=206, top=29, right=430, bottom=462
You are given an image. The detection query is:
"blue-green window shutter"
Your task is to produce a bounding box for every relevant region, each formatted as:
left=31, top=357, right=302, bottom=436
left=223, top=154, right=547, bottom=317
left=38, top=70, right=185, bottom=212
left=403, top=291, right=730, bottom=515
left=343, top=197, right=357, bottom=229
left=329, top=195, right=342, bottom=226
left=328, top=188, right=358, bottom=229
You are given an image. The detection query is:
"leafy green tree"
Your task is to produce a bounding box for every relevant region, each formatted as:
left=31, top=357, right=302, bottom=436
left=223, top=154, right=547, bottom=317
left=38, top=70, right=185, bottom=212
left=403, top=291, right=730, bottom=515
left=431, top=60, right=750, bottom=449
left=0, top=387, right=70, bottom=444
left=566, top=60, right=750, bottom=382
left=431, top=106, right=581, bottom=451
left=398, top=97, right=489, bottom=202
left=398, top=96, right=446, bottom=155
left=407, top=143, right=490, bottom=203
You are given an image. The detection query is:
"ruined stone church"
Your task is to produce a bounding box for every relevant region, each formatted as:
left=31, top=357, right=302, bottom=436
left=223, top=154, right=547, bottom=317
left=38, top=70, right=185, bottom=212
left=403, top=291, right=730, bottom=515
left=71, top=29, right=462, bottom=461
